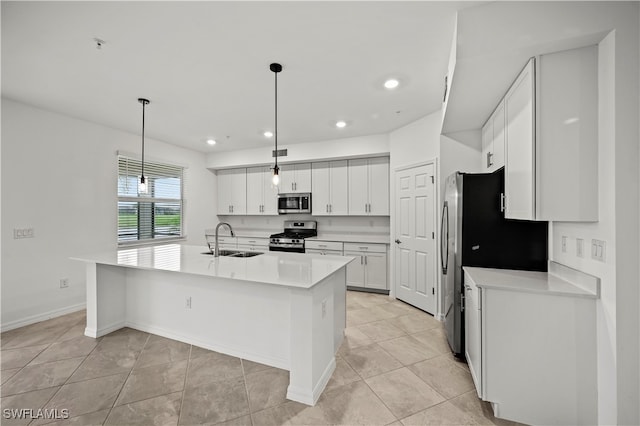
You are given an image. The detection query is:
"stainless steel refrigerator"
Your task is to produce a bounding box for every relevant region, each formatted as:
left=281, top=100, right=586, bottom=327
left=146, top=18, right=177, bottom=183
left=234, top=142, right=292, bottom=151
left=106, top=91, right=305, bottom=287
left=441, top=169, right=548, bottom=357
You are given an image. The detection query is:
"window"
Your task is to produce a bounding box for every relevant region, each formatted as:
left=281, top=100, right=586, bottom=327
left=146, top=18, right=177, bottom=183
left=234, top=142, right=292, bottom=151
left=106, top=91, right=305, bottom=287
left=117, top=155, right=184, bottom=243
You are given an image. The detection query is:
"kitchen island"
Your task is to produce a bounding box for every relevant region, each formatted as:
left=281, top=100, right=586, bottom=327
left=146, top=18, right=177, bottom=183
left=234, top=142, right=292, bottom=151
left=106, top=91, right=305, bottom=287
left=72, top=244, right=353, bottom=406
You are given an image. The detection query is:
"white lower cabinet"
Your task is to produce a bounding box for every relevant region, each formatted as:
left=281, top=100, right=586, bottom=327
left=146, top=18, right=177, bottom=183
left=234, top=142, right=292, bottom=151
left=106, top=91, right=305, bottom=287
left=236, top=236, right=269, bottom=253
left=464, top=273, right=483, bottom=398
left=463, top=267, right=598, bottom=425
left=305, top=240, right=343, bottom=256
left=344, top=243, right=388, bottom=290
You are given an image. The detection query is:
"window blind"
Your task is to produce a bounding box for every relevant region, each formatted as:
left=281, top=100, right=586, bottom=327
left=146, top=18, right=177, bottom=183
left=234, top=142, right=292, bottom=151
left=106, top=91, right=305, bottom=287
left=117, top=155, right=184, bottom=243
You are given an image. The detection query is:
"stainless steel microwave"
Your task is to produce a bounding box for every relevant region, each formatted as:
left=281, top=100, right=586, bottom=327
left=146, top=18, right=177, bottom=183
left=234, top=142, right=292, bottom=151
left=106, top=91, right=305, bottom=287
left=277, top=193, right=311, bottom=214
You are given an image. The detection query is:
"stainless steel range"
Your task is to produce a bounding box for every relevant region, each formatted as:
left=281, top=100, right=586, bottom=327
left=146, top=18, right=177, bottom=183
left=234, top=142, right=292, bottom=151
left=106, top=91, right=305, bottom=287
left=269, top=220, right=317, bottom=253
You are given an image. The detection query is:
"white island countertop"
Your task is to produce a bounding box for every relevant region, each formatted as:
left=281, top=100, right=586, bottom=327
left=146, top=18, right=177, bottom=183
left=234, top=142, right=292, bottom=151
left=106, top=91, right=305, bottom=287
left=73, top=244, right=354, bottom=290
left=464, top=262, right=600, bottom=299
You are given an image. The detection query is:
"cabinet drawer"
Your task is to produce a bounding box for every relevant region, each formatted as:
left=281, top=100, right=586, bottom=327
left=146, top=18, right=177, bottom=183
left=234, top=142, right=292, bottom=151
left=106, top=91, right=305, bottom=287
left=343, top=242, right=386, bottom=253
left=306, top=240, right=343, bottom=251
left=236, top=236, right=268, bottom=247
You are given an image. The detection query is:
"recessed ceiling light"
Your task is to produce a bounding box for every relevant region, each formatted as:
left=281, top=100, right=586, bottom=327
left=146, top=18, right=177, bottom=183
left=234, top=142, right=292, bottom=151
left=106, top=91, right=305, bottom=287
left=264, top=131, right=274, bottom=138
left=206, top=139, right=216, bottom=145
left=336, top=121, right=347, bottom=128
left=384, top=79, right=400, bottom=89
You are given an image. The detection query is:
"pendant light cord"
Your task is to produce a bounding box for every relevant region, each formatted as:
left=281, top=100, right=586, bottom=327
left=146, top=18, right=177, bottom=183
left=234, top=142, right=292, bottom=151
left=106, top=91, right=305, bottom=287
left=274, top=69, right=278, bottom=169
left=141, top=100, right=145, bottom=181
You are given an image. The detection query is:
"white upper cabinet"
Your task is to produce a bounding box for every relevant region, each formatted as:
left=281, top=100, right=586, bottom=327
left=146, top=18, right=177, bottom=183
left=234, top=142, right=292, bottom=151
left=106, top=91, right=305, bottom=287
left=246, top=166, right=278, bottom=215
left=504, top=45, right=598, bottom=221
left=217, top=168, right=247, bottom=215
left=348, top=157, right=389, bottom=216
left=481, top=100, right=505, bottom=173
left=311, top=160, right=348, bottom=215
left=280, top=163, right=311, bottom=193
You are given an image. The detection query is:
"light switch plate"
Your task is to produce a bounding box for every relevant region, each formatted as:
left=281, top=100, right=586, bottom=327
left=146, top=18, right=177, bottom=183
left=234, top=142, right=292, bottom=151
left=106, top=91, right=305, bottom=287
left=576, top=239, right=584, bottom=258
left=591, top=239, right=606, bottom=262
left=561, top=236, right=568, bottom=253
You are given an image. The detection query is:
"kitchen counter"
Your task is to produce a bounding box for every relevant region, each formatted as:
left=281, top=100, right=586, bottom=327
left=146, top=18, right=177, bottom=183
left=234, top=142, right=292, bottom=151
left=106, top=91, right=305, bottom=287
left=73, top=244, right=353, bottom=289
left=308, top=234, right=390, bottom=245
left=73, top=243, right=351, bottom=406
left=463, top=261, right=599, bottom=299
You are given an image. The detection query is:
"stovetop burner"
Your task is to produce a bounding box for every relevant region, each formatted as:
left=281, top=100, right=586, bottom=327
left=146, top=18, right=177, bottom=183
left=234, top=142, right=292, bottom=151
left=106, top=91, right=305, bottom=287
left=269, top=220, right=318, bottom=253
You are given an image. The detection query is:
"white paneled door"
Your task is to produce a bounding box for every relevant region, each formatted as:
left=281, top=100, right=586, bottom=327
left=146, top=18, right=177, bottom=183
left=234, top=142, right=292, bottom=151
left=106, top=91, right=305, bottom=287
left=395, top=163, right=436, bottom=314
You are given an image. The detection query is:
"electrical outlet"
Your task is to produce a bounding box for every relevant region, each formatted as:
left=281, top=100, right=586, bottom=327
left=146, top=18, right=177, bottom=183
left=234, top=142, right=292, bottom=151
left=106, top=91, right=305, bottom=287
left=591, top=239, right=606, bottom=262
left=14, top=228, right=35, bottom=239
left=185, top=297, right=192, bottom=309
left=576, top=239, right=584, bottom=258
left=561, top=236, right=568, bottom=253
left=59, top=278, right=69, bottom=289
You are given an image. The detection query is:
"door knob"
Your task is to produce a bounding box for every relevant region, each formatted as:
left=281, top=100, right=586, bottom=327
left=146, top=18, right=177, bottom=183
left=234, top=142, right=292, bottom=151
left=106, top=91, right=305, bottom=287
left=395, top=239, right=401, bottom=244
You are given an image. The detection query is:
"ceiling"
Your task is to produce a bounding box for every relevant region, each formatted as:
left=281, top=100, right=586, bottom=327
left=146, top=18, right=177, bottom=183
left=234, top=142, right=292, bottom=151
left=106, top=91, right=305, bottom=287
left=2, top=1, right=478, bottom=153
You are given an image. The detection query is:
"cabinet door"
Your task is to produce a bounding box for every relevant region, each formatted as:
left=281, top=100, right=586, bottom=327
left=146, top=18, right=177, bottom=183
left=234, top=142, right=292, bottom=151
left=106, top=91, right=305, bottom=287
left=481, top=119, right=493, bottom=172
left=344, top=251, right=365, bottom=287
left=229, top=169, right=247, bottom=215
left=246, top=167, right=264, bottom=215
left=217, top=169, right=233, bottom=214
left=280, top=163, right=311, bottom=193
left=329, top=160, right=349, bottom=215
left=368, top=157, right=389, bottom=215
left=491, top=100, right=505, bottom=171
left=262, top=171, right=279, bottom=215
left=365, top=252, right=388, bottom=290
left=348, top=159, right=369, bottom=215
left=293, top=163, right=312, bottom=193
left=464, top=274, right=483, bottom=398
left=311, top=162, right=331, bottom=215
left=504, top=58, right=535, bottom=220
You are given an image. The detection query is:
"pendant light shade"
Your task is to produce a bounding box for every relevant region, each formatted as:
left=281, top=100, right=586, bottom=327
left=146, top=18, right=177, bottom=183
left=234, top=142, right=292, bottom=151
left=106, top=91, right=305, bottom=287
left=138, top=98, right=150, bottom=194
left=270, top=63, right=282, bottom=186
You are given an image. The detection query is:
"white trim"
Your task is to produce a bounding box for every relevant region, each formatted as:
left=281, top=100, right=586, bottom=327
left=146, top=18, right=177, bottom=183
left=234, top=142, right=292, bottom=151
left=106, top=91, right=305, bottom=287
left=286, top=357, right=336, bottom=406
left=1, top=303, right=86, bottom=332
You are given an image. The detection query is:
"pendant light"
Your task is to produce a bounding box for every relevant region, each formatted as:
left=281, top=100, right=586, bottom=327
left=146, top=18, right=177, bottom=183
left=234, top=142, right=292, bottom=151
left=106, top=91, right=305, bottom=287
left=137, top=98, right=150, bottom=194
left=270, top=63, right=282, bottom=186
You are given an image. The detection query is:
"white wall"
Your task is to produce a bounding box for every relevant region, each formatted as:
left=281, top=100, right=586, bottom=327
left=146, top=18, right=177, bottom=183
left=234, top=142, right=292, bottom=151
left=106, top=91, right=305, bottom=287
left=550, top=15, right=639, bottom=425
left=1, top=98, right=217, bottom=330
left=388, top=112, right=441, bottom=306
left=207, top=134, right=389, bottom=170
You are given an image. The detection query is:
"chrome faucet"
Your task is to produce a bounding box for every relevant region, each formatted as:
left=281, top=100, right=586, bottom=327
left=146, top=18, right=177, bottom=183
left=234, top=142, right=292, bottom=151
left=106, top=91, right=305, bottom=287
left=213, top=222, right=235, bottom=257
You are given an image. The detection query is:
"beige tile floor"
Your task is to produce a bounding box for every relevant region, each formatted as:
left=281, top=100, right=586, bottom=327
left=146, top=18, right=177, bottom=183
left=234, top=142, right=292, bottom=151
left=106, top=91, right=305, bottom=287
left=0, top=291, right=520, bottom=425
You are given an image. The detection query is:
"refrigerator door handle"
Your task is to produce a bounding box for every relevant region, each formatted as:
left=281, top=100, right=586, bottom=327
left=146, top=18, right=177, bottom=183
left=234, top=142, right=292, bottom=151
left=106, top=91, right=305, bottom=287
left=441, top=201, right=449, bottom=274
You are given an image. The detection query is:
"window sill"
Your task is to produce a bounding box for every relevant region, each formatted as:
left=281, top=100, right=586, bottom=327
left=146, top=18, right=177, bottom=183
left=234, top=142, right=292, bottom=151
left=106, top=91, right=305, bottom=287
left=118, top=237, right=187, bottom=248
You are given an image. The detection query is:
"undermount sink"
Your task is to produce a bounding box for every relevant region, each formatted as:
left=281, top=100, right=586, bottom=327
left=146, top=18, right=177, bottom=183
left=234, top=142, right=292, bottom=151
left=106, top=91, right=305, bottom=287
left=202, top=250, right=263, bottom=258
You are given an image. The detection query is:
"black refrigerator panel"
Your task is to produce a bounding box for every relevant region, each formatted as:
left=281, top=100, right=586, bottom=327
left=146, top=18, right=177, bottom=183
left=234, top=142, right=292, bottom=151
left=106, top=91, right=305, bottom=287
left=461, top=170, right=548, bottom=272
left=443, top=168, right=549, bottom=358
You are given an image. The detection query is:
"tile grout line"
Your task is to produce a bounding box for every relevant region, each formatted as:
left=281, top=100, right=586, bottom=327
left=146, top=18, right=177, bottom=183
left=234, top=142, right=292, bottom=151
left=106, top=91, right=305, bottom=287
left=103, top=331, right=152, bottom=425
left=240, top=358, right=255, bottom=426
left=176, top=344, right=193, bottom=426
left=24, top=318, right=93, bottom=426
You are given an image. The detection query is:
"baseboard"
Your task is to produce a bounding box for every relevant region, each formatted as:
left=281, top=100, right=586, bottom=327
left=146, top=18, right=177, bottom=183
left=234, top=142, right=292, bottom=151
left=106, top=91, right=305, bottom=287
left=286, top=357, right=336, bottom=406
left=1, top=303, right=86, bottom=332
left=435, top=313, right=445, bottom=322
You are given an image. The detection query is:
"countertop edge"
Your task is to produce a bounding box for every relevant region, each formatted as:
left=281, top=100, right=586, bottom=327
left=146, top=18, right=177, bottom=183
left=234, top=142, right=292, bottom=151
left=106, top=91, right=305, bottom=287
left=463, top=266, right=599, bottom=299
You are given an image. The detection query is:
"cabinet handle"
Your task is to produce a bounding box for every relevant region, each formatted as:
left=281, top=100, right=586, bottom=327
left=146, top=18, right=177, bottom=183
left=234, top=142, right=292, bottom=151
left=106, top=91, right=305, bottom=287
left=487, top=152, right=494, bottom=168
left=500, top=193, right=505, bottom=213
left=329, top=204, right=332, bottom=213
left=319, top=244, right=327, bottom=247
left=358, top=246, right=368, bottom=250
left=326, top=204, right=329, bottom=213
left=364, top=255, right=368, bottom=265
left=360, top=256, right=363, bottom=265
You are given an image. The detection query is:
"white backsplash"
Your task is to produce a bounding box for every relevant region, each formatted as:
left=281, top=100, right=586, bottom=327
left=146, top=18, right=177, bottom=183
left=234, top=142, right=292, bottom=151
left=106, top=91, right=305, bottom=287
left=215, top=215, right=390, bottom=238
